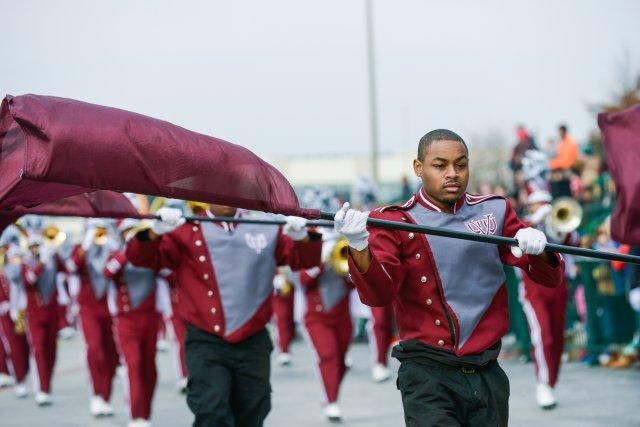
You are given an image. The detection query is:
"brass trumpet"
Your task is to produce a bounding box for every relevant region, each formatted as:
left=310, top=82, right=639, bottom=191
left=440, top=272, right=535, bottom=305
left=548, top=197, right=583, bottom=234
left=43, top=225, right=67, bottom=248
left=330, top=238, right=350, bottom=277
left=93, top=227, right=109, bottom=246
left=14, top=310, right=26, bottom=335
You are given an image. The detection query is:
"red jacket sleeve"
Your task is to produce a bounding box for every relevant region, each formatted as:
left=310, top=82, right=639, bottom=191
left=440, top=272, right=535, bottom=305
left=299, top=266, right=323, bottom=289
left=103, top=252, right=127, bottom=280
left=274, top=229, right=322, bottom=270
left=347, top=210, right=405, bottom=307
left=22, top=263, right=41, bottom=287
left=67, top=245, right=86, bottom=273
left=125, top=229, right=184, bottom=272
left=499, top=199, right=564, bottom=288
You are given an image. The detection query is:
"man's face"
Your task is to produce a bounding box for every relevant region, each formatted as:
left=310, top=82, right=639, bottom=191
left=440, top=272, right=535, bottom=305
left=209, top=204, right=237, bottom=217
left=413, top=140, right=469, bottom=207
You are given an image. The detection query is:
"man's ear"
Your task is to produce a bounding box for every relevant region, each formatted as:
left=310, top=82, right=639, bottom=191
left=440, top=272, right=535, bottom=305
left=413, top=159, right=423, bottom=178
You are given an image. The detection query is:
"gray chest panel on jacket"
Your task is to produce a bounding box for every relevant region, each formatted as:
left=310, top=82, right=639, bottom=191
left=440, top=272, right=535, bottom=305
left=36, top=255, right=57, bottom=304
left=123, top=263, right=156, bottom=309
left=86, top=245, right=110, bottom=299
left=407, top=199, right=507, bottom=348
left=203, top=221, right=279, bottom=335
left=319, top=267, right=348, bottom=312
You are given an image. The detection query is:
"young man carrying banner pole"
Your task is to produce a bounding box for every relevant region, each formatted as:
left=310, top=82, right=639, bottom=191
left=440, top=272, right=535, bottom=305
left=333, top=129, right=565, bottom=427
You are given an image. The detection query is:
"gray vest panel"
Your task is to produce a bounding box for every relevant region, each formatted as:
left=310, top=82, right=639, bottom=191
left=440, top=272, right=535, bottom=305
left=36, top=255, right=57, bottom=304
left=203, top=221, right=279, bottom=335
left=86, top=245, right=110, bottom=299
left=407, top=199, right=507, bottom=348
left=319, top=267, right=348, bottom=312
left=4, top=263, right=22, bottom=286
left=123, top=263, right=156, bottom=309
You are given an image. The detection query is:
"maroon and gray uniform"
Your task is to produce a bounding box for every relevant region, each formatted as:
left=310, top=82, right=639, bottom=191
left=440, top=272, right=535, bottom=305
left=0, top=273, right=29, bottom=384
left=126, top=216, right=321, bottom=426
left=68, top=244, right=119, bottom=403
left=520, top=219, right=578, bottom=387
left=22, top=252, right=64, bottom=394
left=348, top=190, right=564, bottom=426
left=105, top=251, right=160, bottom=422
left=299, top=264, right=352, bottom=404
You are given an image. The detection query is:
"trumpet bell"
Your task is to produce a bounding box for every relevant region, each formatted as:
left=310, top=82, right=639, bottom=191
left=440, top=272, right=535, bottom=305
left=94, top=227, right=109, bottom=246
left=43, top=225, right=67, bottom=247
left=549, top=197, right=583, bottom=234
left=187, top=201, right=210, bottom=215
left=330, top=239, right=350, bottom=277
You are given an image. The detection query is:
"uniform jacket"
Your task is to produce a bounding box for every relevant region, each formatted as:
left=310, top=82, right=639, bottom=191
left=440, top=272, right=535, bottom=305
left=21, top=252, right=65, bottom=319
left=126, top=217, right=322, bottom=343
left=68, top=244, right=114, bottom=312
left=104, top=251, right=158, bottom=316
left=299, top=265, right=352, bottom=322
left=348, top=189, right=564, bottom=357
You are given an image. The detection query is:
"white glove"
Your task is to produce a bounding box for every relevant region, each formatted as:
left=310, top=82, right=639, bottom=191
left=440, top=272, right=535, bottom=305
left=528, top=204, right=552, bottom=226
left=152, top=207, right=185, bottom=235
left=334, top=202, right=370, bottom=251
left=9, top=308, right=18, bottom=322
left=0, top=301, right=10, bottom=316
left=511, top=227, right=547, bottom=258
left=283, top=216, right=308, bottom=241
left=273, top=274, right=287, bottom=291
left=81, top=227, right=96, bottom=251
left=629, top=288, right=640, bottom=312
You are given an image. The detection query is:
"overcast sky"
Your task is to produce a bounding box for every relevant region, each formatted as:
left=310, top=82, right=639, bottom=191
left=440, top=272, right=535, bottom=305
left=2, top=0, right=639, bottom=157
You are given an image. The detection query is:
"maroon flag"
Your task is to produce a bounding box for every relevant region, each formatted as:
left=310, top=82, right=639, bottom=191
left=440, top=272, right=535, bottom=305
left=598, top=104, right=640, bottom=245
left=0, top=94, right=319, bottom=218
left=0, top=191, right=140, bottom=235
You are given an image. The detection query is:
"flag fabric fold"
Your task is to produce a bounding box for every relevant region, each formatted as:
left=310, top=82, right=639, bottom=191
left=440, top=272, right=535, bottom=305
left=0, top=94, right=319, bottom=218
left=0, top=191, right=140, bottom=235
left=598, top=104, right=640, bottom=245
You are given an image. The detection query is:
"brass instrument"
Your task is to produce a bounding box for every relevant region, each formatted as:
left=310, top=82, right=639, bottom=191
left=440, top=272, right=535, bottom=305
left=548, top=197, right=583, bottom=234
left=94, top=227, right=109, bottom=246
left=187, top=201, right=209, bottom=215
left=14, top=310, right=26, bottom=335
left=42, top=225, right=67, bottom=248
left=330, top=238, right=350, bottom=277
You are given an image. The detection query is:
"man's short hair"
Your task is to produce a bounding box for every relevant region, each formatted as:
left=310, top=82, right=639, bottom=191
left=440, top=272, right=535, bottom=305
left=417, top=129, right=468, bottom=160
left=559, top=124, right=568, bottom=133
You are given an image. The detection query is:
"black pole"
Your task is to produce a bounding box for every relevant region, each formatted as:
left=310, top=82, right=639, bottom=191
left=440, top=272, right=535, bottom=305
left=317, top=211, right=640, bottom=265
left=180, top=215, right=334, bottom=228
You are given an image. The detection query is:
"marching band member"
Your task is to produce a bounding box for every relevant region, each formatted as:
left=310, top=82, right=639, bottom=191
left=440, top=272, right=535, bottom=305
left=334, top=129, right=564, bottom=426
left=21, top=233, right=65, bottom=406
left=0, top=234, right=29, bottom=398
left=126, top=203, right=321, bottom=427
left=0, top=242, right=30, bottom=398
left=157, top=272, right=189, bottom=393
left=520, top=191, right=578, bottom=409
left=105, top=219, right=160, bottom=427
left=67, top=219, right=119, bottom=417
left=272, top=266, right=296, bottom=366
left=368, top=304, right=394, bottom=382
left=151, top=197, right=190, bottom=392
left=298, top=232, right=353, bottom=422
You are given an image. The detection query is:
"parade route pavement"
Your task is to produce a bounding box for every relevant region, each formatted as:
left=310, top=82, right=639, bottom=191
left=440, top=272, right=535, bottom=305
left=0, top=331, right=638, bottom=426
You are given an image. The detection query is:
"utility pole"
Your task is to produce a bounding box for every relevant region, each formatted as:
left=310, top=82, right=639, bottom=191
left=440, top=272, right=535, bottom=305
left=364, top=0, right=379, bottom=183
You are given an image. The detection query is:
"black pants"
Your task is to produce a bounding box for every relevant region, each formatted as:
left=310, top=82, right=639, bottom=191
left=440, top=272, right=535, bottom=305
left=185, top=325, right=273, bottom=427
left=397, top=358, right=509, bottom=427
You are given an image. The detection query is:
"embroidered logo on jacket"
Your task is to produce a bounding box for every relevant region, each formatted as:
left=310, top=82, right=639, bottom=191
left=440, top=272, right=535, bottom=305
left=465, top=213, right=498, bottom=235
left=244, top=233, right=268, bottom=254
